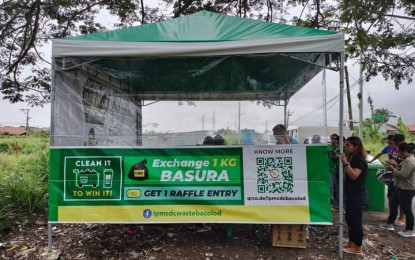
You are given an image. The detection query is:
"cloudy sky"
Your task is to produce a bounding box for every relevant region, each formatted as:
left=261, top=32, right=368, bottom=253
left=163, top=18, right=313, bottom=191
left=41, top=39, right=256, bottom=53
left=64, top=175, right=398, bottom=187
left=1, top=4, right=414, bottom=133
left=1, top=60, right=414, bottom=133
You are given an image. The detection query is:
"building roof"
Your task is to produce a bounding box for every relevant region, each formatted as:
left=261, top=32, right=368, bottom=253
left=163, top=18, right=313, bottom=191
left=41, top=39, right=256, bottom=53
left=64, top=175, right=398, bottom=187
left=407, top=125, right=415, bottom=132
left=0, top=126, right=27, bottom=135
left=386, top=124, right=415, bottom=133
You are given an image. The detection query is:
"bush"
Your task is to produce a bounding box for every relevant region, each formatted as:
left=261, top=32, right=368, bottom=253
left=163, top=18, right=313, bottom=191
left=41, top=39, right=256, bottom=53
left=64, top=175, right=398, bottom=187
left=0, top=205, right=10, bottom=229
left=0, top=137, right=49, bottom=230
left=0, top=171, right=47, bottom=214
left=0, top=142, right=10, bottom=153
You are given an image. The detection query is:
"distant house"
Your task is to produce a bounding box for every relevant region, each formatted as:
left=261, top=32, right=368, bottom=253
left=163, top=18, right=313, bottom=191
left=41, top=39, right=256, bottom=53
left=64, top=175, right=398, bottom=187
left=0, top=126, right=27, bottom=136
left=386, top=124, right=415, bottom=135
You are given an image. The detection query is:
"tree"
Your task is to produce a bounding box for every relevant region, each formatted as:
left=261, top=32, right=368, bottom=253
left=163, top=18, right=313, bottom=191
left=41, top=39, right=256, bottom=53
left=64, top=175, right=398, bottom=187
left=339, top=0, right=415, bottom=89
left=396, top=117, right=412, bottom=141
left=361, top=117, right=383, bottom=140
left=1, top=0, right=414, bottom=106
left=0, top=0, right=160, bottom=106
left=372, top=108, right=395, bottom=124
left=363, top=95, right=394, bottom=138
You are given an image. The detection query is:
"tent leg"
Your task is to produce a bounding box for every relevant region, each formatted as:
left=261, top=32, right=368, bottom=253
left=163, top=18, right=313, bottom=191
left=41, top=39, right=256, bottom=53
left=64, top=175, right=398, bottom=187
left=338, top=52, right=345, bottom=259
left=48, top=223, right=53, bottom=252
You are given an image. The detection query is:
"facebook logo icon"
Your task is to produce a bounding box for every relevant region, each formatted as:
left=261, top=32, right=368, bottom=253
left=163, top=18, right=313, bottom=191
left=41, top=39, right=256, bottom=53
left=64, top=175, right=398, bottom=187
left=143, top=209, right=152, bottom=218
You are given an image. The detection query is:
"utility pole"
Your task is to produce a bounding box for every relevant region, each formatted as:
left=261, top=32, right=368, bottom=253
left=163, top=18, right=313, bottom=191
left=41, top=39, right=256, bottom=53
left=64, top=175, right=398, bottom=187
left=212, top=111, right=216, bottom=132
left=202, top=115, right=205, bottom=130
left=286, top=110, right=293, bottom=129
left=358, top=57, right=364, bottom=140
left=237, top=101, right=247, bottom=144
left=284, top=101, right=287, bottom=127
left=344, top=66, right=354, bottom=131
left=20, top=109, right=30, bottom=135
left=238, top=101, right=241, bottom=135
left=283, top=92, right=290, bottom=127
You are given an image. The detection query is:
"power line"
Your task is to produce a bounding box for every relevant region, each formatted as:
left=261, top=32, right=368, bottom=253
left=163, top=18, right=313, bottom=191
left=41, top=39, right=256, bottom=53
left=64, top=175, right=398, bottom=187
left=290, top=96, right=338, bottom=125
left=290, top=71, right=372, bottom=126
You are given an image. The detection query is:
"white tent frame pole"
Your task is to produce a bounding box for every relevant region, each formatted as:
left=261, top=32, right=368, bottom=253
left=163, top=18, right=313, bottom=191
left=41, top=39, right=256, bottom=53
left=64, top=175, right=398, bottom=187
left=322, top=55, right=328, bottom=141
left=338, top=52, right=345, bottom=259
left=48, top=58, right=57, bottom=253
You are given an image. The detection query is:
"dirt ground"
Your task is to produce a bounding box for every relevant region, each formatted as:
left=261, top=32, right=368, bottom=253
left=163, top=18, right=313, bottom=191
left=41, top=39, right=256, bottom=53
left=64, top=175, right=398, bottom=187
left=1, top=209, right=415, bottom=260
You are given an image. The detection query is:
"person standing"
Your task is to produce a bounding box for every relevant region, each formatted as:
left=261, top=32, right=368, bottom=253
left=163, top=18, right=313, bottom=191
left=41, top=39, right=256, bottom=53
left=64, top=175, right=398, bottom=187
left=272, top=124, right=298, bottom=144
left=189, top=135, right=221, bottom=232
left=381, top=142, right=415, bottom=237
left=340, top=136, right=368, bottom=255
left=380, top=134, right=406, bottom=229
left=368, top=134, right=394, bottom=163
left=311, top=135, right=322, bottom=144
left=328, top=134, right=340, bottom=209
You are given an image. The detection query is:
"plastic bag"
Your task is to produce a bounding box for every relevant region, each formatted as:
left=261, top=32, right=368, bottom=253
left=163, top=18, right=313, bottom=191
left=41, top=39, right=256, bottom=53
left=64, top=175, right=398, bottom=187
left=376, top=168, right=393, bottom=183
left=128, top=159, right=149, bottom=180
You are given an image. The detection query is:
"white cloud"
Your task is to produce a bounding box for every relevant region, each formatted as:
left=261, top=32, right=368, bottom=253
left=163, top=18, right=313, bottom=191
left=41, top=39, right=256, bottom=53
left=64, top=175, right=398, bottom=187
left=2, top=7, right=414, bottom=132
left=2, top=58, right=413, bottom=132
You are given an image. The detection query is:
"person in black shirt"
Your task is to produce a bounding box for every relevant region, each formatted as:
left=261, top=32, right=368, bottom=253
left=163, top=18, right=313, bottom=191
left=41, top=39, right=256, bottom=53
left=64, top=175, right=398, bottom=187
left=340, top=136, right=368, bottom=256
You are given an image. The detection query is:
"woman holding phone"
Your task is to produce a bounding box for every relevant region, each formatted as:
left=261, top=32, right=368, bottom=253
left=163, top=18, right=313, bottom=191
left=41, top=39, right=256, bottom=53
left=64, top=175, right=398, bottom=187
left=339, top=136, right=368, bottom=255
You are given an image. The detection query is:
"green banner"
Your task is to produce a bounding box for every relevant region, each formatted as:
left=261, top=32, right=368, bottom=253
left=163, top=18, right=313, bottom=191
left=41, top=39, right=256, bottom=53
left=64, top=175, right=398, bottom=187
left=49, top=145, right=331, bottom=224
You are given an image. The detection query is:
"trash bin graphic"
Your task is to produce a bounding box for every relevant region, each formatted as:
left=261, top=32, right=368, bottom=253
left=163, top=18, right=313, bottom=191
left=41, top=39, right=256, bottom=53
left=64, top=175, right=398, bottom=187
left=128, top=159, right=149, bottom=181
left=103, top=169, right=113, bottom=188
left=74, top=169, right=99, bottom=188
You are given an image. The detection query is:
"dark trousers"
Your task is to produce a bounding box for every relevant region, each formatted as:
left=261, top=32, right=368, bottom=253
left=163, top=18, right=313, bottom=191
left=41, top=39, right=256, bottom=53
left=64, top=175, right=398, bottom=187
left=387, top=185, right=400, bottom=224
left=387, top=182, right=396, bottom=201
left=329, top=172, right=335, bottom=202
left=345, top=191, right=367, bottom=247
left=399, top=189, right=415, bottom=231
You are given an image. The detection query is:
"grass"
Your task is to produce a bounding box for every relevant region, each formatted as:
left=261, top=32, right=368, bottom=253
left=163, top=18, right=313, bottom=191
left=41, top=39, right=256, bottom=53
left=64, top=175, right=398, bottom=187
left=0, top=136, right=49, bottom=230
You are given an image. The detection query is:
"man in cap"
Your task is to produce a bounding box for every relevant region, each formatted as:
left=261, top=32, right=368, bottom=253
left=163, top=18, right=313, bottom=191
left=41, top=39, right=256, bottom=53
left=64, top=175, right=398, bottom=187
left=368, top=134, right=394, bottom=163
left=311, top=135, right=322, bottom=144
left=272, top=124, right=298, bottom=144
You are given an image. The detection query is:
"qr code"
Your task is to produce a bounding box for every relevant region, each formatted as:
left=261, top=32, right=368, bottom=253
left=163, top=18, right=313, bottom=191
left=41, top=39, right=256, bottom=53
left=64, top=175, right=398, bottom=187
left=256, top=157, right=293, bottom=193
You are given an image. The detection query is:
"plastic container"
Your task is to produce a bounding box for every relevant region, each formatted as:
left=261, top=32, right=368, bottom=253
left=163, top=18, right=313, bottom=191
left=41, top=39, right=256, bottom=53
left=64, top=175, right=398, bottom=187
left=366, top=163, right=386, bottom=211
left=241, top=129, right=255, bottom=145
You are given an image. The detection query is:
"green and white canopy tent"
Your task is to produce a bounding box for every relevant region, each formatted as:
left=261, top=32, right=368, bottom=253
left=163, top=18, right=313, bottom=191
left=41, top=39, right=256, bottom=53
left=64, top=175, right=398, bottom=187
left=52, top=10, right=343, bottom=100
left=51, top=10, right=345, bottom=146
left=50, top=11, right=348, bottom=256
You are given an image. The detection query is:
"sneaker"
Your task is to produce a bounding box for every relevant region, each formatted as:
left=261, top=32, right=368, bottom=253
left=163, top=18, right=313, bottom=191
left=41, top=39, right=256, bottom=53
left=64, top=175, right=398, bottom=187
left=397, top=230, right=415, bottom=237
left=343, top=244, right=363, bottom=255
left=379, top=223, right=395, bottom=231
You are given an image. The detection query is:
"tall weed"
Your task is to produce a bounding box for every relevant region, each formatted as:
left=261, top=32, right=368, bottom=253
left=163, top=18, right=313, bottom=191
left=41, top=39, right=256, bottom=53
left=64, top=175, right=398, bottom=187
left=0, top=137, right=49, bottom=229
left=0, top=170, right=47, bottom=213
left=0, top=142, right=11, bottom=153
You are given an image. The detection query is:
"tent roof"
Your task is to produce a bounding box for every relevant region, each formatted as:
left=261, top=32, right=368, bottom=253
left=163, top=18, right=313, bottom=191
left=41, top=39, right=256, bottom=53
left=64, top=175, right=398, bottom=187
left=52, top=11, right=344, bottom=57
left=68, top=10, right=337, bottom=42
left=51, top=11, right=344, bottom=101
